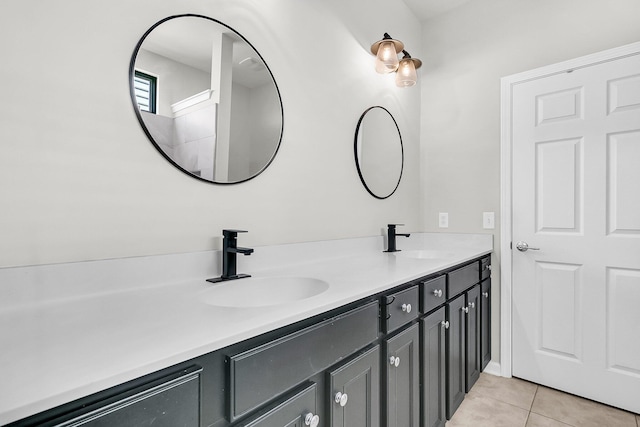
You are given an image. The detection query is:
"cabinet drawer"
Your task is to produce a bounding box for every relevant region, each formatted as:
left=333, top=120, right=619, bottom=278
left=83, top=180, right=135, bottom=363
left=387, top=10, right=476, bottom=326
left=383, top=285, right=419, bottom=333
left=480, top=256, right=491, bottom=281
left=447, top=262, right=479, bottom=298
left=421, top=276, right=447, bottom=314
left=228, top=301, right=379, bottom=421
left=238, top=383, right=318, bottom=427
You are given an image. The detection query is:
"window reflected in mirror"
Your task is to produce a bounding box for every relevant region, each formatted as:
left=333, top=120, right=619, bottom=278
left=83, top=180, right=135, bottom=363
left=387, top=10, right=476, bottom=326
left=133, top=71, right=157, bottom=113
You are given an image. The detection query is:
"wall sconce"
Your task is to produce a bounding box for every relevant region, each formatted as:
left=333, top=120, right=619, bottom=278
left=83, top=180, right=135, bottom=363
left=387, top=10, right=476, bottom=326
left=370, top=33, right=404, bottom=74
left=370, top=33, right=422, bottom=87
left=396, top=50, right=422, bottom=87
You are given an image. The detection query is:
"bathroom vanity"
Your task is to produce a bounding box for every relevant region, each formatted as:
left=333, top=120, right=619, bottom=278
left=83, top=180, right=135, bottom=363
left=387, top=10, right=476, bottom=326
left=0, top=234, right=492, bottom=426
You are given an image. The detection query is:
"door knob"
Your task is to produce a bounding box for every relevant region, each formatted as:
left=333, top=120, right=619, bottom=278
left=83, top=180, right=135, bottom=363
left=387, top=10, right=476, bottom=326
left=515, top=241, right=540, bottom=252
left=482, top=292, right=489, bottom=298
left=462, top=306, right=469, bottom=314
left=441, top=320, right=450, bottom=329
left=389, top=356, right=400, bottom=367
left=468, top=302, right=475, bottom=309
left=433, top=289, right=443, bottom=298
left=401, top=303, right=412, bottom=313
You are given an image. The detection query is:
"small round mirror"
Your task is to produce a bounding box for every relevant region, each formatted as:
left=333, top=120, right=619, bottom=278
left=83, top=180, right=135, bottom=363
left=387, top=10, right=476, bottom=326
left=129, top=15, right=283, bottom=184
left=354, top=106, right=404, bottom=199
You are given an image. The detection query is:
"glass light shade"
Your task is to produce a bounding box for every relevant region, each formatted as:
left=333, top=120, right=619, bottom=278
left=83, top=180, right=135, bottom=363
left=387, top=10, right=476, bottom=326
left=375, top=41, right=400, bottom=74
left=395, top=58, right=417, bottom=87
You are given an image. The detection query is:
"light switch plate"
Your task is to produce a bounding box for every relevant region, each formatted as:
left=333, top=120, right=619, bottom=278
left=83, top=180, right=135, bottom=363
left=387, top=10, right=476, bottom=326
left=439, top=212, right=449, bottom=228
left=483, top=212, right=495, bottom=229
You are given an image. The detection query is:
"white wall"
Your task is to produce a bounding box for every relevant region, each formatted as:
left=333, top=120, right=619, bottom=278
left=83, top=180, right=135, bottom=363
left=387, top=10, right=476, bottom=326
left=249, top=82, right=283, bottom=175
left=419, top=0, right=640, bottom=363
left=0, top=0, right=421, bottom=267
left=228, top=82, right=253, bottom=182
left=228, top=81, right=283, bottom=182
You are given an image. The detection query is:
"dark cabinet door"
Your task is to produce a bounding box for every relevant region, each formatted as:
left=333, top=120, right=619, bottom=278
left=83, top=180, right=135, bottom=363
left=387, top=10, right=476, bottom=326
left=45, top=366, right=202, bottom=427
left=465, top=284, right=481, bottom=392
left=328, top=345, right=380, bottom=427
left=421, top=307, right=446, bottom=427
left=239, top=383, right=319, bottom=427
left=480, top=278, right=491, bottom=371
left=446, top=294, right=466, bottom=419
left=385, top=323, right=420, bottom=427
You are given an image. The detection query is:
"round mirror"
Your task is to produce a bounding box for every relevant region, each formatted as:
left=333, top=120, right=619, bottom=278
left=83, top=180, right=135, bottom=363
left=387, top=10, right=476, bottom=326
left=354, top=106, right=404, bottom=199
left=129, top=15, right=283, bottom=184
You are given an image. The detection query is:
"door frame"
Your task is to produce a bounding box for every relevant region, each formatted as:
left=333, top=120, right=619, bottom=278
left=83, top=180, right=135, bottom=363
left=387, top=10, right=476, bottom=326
left=499, top=41, right=640, bottom=378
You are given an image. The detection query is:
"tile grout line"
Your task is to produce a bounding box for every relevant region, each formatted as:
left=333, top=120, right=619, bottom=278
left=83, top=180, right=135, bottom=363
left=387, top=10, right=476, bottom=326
left=464, top=379, right=539, bottom=426
left=525, top=384, right=539, bottom=426
left=526, top=384, right=579, bottom=427
left=472, top=375, right=639, bottom=426
left=530, top=385, right=638, bottom=426
left=530, top=384, right=539, bottom=411
left=470, top=392, right=534, bottom=413
left=528, top=385, right=576, bottom=426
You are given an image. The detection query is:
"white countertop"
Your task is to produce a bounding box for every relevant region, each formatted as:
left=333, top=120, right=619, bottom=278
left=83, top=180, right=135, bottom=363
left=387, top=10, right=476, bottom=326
left=0, top=233, right=492, bottom=425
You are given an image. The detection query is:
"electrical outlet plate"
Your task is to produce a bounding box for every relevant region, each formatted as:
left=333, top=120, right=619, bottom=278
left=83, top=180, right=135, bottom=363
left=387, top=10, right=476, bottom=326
left=439, top=212, right=449, bottom=228
left=483, top=212, right=495, bottom=229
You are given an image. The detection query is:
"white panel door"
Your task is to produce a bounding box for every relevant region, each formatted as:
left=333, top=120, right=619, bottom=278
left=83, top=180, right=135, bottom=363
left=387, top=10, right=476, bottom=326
left=511, top=52, right=640, bottom=413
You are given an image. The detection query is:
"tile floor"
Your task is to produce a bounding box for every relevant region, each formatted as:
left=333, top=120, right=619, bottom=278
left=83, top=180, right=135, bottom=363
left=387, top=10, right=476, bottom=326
left=447, top=373, right=640, bottom=427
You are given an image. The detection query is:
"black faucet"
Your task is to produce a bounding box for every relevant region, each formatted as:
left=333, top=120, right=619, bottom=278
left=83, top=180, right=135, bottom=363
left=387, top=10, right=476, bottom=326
left=384, top=224, right=410, bottom=252
left=207, top=229, right=254, bottom=283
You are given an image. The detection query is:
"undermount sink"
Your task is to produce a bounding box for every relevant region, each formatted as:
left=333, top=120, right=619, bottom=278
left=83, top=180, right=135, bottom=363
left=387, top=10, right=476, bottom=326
left=199, top=277, right=330, bottom=308
left=394, top=250, right=455, bottom=260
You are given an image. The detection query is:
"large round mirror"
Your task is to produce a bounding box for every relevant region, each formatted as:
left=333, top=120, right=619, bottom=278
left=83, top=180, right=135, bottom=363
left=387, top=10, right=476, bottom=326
left=354, top=106, right=404, bottom=199
left=129, top=15, right=283, bottom=184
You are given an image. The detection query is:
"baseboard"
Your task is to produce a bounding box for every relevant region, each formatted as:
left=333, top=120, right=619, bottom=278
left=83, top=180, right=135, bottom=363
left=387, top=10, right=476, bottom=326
left=482, top=361, right=502, bottom=377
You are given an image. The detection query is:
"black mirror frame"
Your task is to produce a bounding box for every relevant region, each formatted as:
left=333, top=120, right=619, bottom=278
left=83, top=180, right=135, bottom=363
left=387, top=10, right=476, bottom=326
left=129, top=14, right=284, bottom=185
left=354, top=106, right=404, bottom=199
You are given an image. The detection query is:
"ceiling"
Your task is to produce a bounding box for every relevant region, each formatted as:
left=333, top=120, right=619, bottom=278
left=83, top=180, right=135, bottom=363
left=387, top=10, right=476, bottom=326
left=402, top=0, right=474, bottom=21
